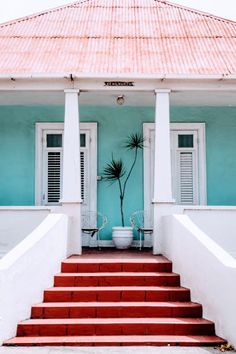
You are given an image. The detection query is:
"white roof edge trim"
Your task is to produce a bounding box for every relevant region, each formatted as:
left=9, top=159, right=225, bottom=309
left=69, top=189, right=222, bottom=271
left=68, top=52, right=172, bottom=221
left=0, top=73, right=236, bottom=81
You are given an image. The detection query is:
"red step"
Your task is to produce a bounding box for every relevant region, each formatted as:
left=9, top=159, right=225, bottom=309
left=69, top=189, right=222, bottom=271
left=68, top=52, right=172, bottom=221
left=61, top=257, right=172, bottom=273
left=4, top=254, right=226, bottom=347
left=54, top=272, right=180, bottom=287
left=31, top=301, right=202, bottom=319
left=17, top=318, right=215, bottom=336
left=4, top=335, right=226, bottom=347
left=44, top=286, right=191, bottom=302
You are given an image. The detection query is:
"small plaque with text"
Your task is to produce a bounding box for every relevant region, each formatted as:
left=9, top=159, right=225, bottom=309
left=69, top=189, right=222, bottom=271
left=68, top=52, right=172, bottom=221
left=104, top=81, right=134, bottom=87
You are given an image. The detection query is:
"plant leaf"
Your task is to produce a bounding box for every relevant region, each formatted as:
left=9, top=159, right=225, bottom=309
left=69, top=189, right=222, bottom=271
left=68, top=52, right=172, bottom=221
left=103, top=158, right=126, bottom=181
left=124, top=133, right=144, bottom=150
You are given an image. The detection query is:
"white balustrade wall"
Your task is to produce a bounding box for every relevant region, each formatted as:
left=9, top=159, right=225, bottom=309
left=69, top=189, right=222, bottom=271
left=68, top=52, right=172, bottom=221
left=0, top=207, right=50, bottom=258
left=0, top=213, right=68, bottom=344
left=184, top=207, right=236, bottom=258
left=160, top=213, right=236, bottom=346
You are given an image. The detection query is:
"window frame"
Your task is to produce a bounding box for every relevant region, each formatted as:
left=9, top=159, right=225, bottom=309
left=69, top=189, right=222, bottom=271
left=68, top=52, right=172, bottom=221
left=143, top=122, right=206, bottom=214
left=35, top=122, right=97, bottom=211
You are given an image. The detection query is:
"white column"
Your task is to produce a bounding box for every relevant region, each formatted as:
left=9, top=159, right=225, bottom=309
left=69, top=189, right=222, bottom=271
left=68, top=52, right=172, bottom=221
left=153, top=89, right=175, bottom=255
left=61, top=89, right=82, bottom=255
left=62, top=89, right=81, bottom=203
left=153, top=89, right=173, bottom=203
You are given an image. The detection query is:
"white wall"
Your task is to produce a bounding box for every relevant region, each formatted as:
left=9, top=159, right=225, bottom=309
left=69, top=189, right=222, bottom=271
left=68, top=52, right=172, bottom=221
left=0, top=207, right=50, bottom=258
left=0, top=213, right=68, bottom=345
left=161, top=214, right=236, bottom=346
left=185, top=207, right=236, bottom=258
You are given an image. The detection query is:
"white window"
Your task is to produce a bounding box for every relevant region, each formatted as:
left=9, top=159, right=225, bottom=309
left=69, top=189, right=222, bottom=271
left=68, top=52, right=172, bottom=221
left=171, top=129, right=199, bottom=204
left=143, top=123, right=206, bottom=213
left=35, top=123, right=97, bottom=213
left=42, top=130, right=63, bottom=205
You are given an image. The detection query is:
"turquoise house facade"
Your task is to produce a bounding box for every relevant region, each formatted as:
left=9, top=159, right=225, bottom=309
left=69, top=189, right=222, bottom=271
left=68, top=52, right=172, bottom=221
left=1, top=103, right=236, bottom=240
left=0, top=0, right=235, bottom=249
left=1, top=1, right=236, bottom=348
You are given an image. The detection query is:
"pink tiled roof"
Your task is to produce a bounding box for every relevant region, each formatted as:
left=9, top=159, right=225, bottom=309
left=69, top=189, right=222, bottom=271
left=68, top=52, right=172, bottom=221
left=0, top=0, right=235, bottom=75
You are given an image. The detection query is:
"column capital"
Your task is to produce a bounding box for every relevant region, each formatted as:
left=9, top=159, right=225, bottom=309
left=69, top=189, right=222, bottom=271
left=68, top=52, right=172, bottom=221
left=64, top=89, right=80, bottom=94
left=154, top=89, right=171, bottom=94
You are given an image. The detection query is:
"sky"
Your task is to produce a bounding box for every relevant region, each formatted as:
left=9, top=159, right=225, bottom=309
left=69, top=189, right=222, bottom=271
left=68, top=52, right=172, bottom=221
left=0, top=0, right=235, bottom=23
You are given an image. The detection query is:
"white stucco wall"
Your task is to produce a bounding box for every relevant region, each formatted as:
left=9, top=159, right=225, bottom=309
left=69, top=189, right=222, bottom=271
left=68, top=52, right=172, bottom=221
left=185, top=207, right=236, bottom=258
left=161, top=214, right=236, bottom=346
left=0, top=207, right=50, bottom=258
left=0, top=213, right=68, bottom=345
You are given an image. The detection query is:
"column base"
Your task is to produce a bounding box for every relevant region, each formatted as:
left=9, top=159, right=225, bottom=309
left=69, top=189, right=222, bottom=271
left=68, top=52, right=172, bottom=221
left=61, top=202, right=82, bottom=256
left=152, top=202, right=177, bottom=255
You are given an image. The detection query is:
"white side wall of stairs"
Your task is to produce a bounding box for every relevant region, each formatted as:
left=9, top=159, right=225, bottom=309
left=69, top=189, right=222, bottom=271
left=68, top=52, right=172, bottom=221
left=0, top=213, right=68, bottom=345
left=161, top=214, right=236, bottom=347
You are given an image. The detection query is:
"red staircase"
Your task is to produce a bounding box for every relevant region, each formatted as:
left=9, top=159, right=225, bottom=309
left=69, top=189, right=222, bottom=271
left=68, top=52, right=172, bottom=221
left=4, top=253, right=225, bottom=346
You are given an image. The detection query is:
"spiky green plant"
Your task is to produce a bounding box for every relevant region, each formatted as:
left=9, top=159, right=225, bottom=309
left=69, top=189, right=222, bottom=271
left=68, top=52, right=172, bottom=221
left=103, top=133, right=144, bottom=227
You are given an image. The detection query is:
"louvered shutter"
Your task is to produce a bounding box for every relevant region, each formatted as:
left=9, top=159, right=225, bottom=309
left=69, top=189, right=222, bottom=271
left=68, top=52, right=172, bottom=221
left=46, top=150, right=86, bottom=205
left=80, top=151, right=85, bottom=201
left=47, top=151, right=62, bottom=203
left=43, top=132, right=63, bottom=205
left=174, top=131, right=198, bottom=205
left=43, top=132, right=89, bottom=205
left=178, top=151, right=194, bottom=204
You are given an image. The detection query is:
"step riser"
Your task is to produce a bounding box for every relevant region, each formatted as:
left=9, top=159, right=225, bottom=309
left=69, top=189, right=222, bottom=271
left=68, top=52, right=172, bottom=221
left=61, top=263, right=172, bottom=273
left=54, top=275, right=180, bottom=287
left=32, top=306, right=202, bottom=319
left=17, top=323, right=215, bottom=336
left=44, top=290, right=191, bottom=302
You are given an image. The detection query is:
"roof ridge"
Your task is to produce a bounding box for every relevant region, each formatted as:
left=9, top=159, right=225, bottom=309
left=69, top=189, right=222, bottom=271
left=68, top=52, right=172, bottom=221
left=0, top=0, right=235, bottom=29
left=157, top=0, right=236, bottom=25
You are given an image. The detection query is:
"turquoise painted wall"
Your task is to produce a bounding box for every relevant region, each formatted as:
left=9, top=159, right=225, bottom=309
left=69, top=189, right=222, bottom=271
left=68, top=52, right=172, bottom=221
left=0, top=105, right=236, bottom=239
left=170, top=107, right=236, bottom=205
left=82, top=106, right=154, bottom=237
left=0, top=106, right=64, bottom=205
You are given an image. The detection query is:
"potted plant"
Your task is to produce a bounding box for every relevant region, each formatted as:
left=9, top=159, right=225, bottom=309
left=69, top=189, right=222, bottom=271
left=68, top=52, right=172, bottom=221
left=103, top=133, right=144, bottom=249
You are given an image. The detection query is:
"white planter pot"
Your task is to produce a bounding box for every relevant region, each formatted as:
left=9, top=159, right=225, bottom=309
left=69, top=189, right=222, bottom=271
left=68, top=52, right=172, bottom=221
left=112, top=226, right=133, bottom=249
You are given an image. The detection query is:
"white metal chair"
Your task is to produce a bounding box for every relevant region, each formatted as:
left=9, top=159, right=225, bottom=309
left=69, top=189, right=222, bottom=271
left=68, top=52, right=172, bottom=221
left=130, top=210, right=153, bottom=250
left=81, top=211, right=108, bottom=248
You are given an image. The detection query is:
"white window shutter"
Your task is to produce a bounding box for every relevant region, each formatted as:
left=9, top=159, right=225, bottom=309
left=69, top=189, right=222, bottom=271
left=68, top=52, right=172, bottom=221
left=47, top=151, right=62, bottom=203
left=43, top=131, right=90, bottom=206
left=80, top=151, right=85, bottom=201
left=178, top=151, right=194, bottom=204
left=46, top=150, right=86, bottom=204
